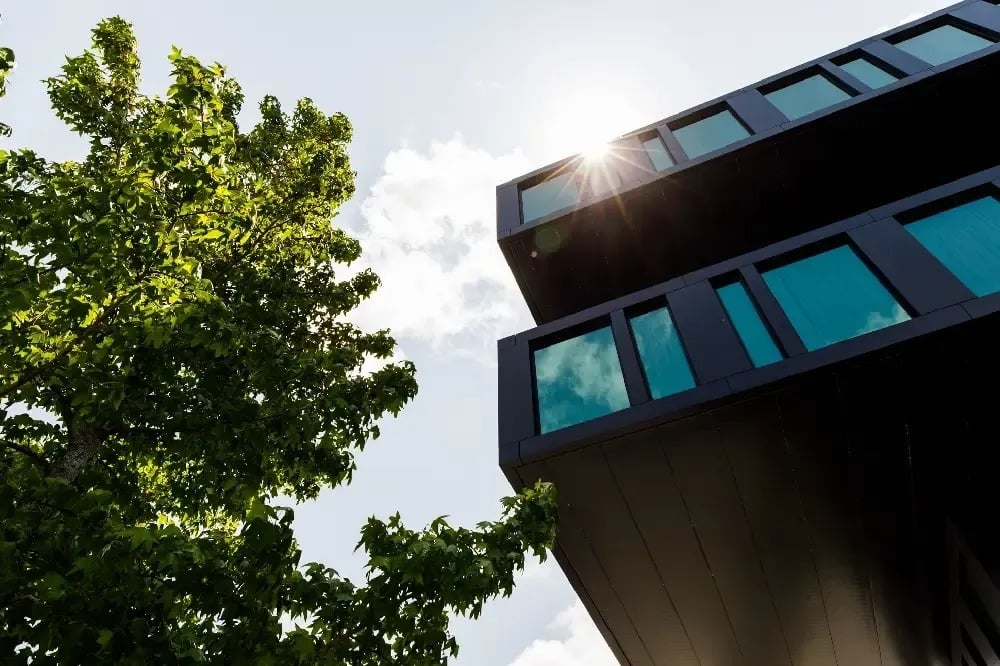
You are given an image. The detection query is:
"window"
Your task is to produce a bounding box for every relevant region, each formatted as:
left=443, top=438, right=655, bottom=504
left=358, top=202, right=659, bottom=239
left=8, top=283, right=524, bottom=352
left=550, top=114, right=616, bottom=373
left=521, top=172, right=580, bottom=224
left=905, top=195, right=1000, bottom=297
left=629, top=307, right=696, bottom=400
left=716, top=281, right=783, bottom=367
left=642, top=135, right=675, bottom=171
left=837, top=56, right=899, bottom=89
left=671, top=109, right=751, bottom=159
left=533, top=326, right=629, bottom=433
left=763, top=73, right=852, bottom=121
left=762, top=246, right=910, bottom=351
left=892, top=24, right=993, bottom=66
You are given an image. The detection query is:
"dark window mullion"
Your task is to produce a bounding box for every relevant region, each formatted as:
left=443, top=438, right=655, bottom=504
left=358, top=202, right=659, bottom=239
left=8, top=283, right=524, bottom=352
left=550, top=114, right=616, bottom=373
left=738, top=265, right=808, bottom=357
left=611, top=310, right=652, bottom=406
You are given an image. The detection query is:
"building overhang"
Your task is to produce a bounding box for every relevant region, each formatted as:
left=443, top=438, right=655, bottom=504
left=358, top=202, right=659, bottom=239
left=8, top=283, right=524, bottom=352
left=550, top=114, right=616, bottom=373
left=497, top=2, right=1000, bottom=323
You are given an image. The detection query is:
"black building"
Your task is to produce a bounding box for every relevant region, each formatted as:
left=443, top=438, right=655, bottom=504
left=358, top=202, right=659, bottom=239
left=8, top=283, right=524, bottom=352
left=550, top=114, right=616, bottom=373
left=496, top=3, right=1000, bottom=664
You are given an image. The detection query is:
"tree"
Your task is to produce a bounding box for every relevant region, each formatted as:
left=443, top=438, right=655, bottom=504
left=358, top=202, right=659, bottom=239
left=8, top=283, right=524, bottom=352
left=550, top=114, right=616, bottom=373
left=0, top=17, right=556, bottom=664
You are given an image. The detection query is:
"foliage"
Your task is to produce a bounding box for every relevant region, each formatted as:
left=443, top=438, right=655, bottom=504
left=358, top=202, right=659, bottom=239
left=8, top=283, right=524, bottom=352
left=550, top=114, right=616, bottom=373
left=0, top=17, right=557, bottom=664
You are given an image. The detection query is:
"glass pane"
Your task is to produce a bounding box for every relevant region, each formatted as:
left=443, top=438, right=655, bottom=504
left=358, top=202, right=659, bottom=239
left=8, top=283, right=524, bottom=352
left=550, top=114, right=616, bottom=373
left=764, top=74, right=852, bottom=121
left=672, top=110, right=750, bottom=159
left=629, top=307, right=696, bottom=400
left=839, top=57, right=898, bottom=89
left=894, top=24, right=992, bottom=66
left=642, top=137, right=675, bottom=171
left=717, top=282, right=783, bottom=367
left=533, top=327, right=629, bottom=433
left=906, top=196, right=1000, bottom=297
left=521, top=172, right=580, bottom=224
left=762, top=246, right=910, bottom=351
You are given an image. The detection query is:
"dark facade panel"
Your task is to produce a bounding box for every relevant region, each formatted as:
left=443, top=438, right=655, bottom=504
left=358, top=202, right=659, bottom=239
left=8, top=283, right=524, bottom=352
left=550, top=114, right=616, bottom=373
left=496, top=336, right=534, bottom=453
left=727, top=89, right=788, bottom=132
left=667, top=281, right=753, bottom=382
left=604, top=432, right=747, bottom=664
left=849, top=218, right=976, bottom=314
left=518, top=461, right=654, bottom=666
left=861, top=39, right=933, bottom=75
left=952, top=1, right=1000, bottom=33
left=543, top=448, right=700, bottom=665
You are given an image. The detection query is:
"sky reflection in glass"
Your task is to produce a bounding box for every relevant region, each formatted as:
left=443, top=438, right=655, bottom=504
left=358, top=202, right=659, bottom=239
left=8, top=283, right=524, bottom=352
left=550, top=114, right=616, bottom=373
left=762, top=246, right=910, bottom=351
left=629, top=307, right=695, bottom=399
left=906, top=196, right=1000, bottom=297
left=533, top=327, right=628, bottom=433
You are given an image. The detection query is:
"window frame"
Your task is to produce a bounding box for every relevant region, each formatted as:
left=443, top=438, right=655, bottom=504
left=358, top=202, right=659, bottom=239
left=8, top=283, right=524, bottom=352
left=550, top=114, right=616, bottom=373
left=637, top=130, right=678, bottom=173
left=756, top=239, right=914, bottom=352
left=667, top=103, right=753, bottom=160
left=895, top=186, right=1000, bottom=298
left=886, top=16, right=999, bottom=65
left=529, top=317, right=631, bottom=434
left=624, top=298, right=698, bottom=401
left=758, top=66, right=858, bottom=121
left=830, top=50, right=905, bottom=89
left=712, top=275, right=785, bottom=367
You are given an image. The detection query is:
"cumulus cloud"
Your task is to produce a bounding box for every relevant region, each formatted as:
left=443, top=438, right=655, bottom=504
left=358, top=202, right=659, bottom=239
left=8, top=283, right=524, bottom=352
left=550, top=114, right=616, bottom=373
left=347, top=136, right=534, bottom=358
left=508, top=601, right=617, bottom=666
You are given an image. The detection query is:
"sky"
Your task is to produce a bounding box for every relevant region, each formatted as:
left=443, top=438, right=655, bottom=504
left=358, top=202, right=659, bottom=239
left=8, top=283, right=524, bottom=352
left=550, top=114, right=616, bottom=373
left=1, top=0, right=948, bottom=663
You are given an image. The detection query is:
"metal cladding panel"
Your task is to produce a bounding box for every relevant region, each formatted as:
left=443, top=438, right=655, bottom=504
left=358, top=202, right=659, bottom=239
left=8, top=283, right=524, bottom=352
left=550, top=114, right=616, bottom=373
left=543, top=449, right=699, bottom=666
left=776, top=384, right=883, bottom=666
left=714, top=399, right=840, bottom=666
left=660, top=414, right=795, bottom=665
left=604, top=431, right=745, bottom=664
left=517, top=461, right=651, bottom=666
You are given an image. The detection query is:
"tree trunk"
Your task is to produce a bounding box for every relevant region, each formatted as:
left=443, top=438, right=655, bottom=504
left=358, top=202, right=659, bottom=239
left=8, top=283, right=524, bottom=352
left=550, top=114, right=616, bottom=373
left=50, top=418, right=101, bottom=482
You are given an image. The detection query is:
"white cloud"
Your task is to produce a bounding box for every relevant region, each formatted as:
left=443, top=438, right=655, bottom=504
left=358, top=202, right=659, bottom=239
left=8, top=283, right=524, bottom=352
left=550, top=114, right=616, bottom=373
left=348, top=136, right=534, bottom=358
left=508, top=601, right=617, bottom=666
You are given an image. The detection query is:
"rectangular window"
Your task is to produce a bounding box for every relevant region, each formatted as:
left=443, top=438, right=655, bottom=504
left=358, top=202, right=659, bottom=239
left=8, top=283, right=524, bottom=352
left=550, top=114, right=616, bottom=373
left=521, top=172, right=580, bottom=224
left=641, top=135, right=675, bottom=171
left=762, top=245, right=910, bottom=351
left=905, top=195, right=1000, bottom=297
left=671, top=109, right=751, bottom=159
left=533, top=326, right=629, bottom=433
left=763, top=72, right=852, bottom=121
left=836, top=56, right=899, bottom=89
left=628, top=306, right=696, bottom=400
left=892, top=24, right=993, bottom=66
left=716, top=281, right=783, bottom=367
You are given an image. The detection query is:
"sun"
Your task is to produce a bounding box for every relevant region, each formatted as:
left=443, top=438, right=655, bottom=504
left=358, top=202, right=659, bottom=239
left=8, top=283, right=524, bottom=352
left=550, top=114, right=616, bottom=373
left=582, top=141, right=611, bottom=162
left=539, top=90, right=638, bottom=164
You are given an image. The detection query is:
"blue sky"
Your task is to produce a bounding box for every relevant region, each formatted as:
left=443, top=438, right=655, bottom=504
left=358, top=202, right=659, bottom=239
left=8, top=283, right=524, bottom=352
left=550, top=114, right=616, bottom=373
left=2, top=1, right=946, bottom=663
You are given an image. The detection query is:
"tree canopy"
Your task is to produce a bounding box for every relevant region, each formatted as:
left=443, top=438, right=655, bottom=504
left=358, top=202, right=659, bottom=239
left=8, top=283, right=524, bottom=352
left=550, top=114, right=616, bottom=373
left=0, top=17, right=556, bottom=664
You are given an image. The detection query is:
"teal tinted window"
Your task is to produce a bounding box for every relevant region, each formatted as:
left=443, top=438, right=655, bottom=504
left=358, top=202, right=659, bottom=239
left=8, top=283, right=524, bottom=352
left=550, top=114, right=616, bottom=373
left=894, top=24, right=992, bottom=65
left=764, top=74, right=852, bottom=121
left=762, top=246, right=910, bottom=351
left=629, top=307, right=695, bottom=399
left=642, top=136, right=675, bottom=171
left=533, top=327, right=628, bottom=433
left=717, top=282, right=783, bottom=367
left=905, top=196, right=1000, bottom=297
left=521, top=172, right=580, bottom=224
left=672, top=110, right=750, bottom=159
left=838, top=57, right=898, bottom=89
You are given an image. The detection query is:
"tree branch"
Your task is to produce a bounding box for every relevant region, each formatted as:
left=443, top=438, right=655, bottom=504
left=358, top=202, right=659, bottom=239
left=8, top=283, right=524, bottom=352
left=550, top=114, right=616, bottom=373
left=2, top=439, right=50, bottom=469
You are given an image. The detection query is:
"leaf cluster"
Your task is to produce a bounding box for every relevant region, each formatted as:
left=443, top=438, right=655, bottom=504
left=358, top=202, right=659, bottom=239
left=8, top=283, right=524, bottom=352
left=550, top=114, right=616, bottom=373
left=0, top=17, right=556, bottom=664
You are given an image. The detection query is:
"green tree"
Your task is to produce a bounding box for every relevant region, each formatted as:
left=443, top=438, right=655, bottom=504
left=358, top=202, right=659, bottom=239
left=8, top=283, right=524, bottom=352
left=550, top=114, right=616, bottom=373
left=0, top=17, right=556, bottom=665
